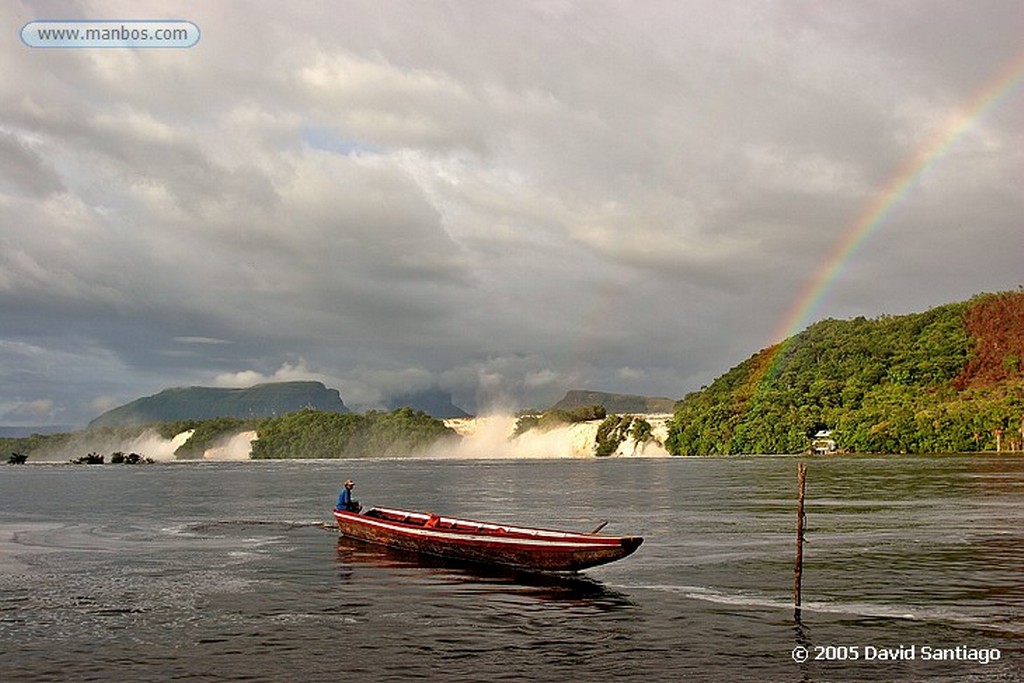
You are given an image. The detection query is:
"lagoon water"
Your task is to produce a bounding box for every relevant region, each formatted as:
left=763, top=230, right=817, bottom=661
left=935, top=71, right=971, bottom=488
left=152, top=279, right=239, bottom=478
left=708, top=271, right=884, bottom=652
left=1, top=455, right=1022, bottom=682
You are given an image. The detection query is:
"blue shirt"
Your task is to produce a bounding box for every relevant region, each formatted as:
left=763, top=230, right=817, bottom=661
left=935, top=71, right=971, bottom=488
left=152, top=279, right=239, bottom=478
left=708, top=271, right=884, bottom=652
left=336, top=487, right=353, bottom=511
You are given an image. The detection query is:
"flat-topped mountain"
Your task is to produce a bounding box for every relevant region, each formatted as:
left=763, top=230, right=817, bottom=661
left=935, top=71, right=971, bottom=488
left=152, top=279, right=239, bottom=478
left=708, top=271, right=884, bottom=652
left=88, top=381, right=349, bottom=427
left=549, top=390, right=677, bottom=414
left=384, top=388, right=471, bottom=419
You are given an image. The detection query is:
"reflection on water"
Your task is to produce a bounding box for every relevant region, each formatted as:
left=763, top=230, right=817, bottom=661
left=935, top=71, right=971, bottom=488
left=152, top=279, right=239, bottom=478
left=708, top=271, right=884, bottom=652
left=334, top=535, right=636, bottom=611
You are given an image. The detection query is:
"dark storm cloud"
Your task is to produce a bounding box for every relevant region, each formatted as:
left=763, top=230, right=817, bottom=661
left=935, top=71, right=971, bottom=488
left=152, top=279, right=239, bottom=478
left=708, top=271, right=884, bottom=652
left=1, top=1, right=1021, bottom=424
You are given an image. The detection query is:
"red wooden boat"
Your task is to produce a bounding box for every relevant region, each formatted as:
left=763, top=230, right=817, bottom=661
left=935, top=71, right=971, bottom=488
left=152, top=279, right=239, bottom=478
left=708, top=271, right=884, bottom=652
left=333, top=506, right=643, bottom=572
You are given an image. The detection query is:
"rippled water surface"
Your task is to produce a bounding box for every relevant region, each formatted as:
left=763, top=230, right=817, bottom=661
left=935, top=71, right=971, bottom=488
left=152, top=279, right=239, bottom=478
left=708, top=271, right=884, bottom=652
left=1, top=455, right=1022, bottom=681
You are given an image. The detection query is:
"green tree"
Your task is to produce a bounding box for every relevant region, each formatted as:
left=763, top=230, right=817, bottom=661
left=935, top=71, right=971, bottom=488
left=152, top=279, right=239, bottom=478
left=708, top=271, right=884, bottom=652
left=666, top=293, right=1024, bottom=454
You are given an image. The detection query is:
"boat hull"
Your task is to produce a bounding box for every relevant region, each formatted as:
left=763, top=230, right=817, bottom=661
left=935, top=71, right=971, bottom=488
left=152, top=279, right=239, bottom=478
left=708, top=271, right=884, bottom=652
left=334, top=507, right=642, bottom=572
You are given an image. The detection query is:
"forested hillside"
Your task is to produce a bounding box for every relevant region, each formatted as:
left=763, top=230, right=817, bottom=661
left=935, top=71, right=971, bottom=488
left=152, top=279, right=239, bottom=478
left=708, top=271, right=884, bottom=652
left=665, top=291, right=1024, bottom=455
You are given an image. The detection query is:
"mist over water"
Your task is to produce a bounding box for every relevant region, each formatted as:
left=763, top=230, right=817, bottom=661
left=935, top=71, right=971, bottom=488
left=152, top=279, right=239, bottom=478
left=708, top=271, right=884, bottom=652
left=24, top=428, right=261, bottom=462
left=25, top=428, right=195, bottom=462
left=135, top=428, right=193, bottom=459
left=24, top=415, right=671, bottom=462
left=439, top=414, right=672, bottom=459
left=201, top=430, right=258, bottom=460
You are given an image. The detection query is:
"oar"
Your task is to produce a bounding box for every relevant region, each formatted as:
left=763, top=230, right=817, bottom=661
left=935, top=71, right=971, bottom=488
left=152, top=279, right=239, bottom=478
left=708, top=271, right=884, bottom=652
left=588, top=521, right=609, bottom=534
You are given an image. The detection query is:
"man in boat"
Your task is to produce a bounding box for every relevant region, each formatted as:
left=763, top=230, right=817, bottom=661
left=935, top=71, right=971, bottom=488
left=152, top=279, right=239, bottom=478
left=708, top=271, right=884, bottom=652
left=335, top=479, right=362, bottom=513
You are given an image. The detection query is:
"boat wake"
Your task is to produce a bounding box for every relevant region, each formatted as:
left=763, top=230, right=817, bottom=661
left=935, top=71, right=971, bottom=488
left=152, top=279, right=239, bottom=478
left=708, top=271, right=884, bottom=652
left=612, top=583, right=1024, bottom=636
left=170, top=519, right=330, bottom=536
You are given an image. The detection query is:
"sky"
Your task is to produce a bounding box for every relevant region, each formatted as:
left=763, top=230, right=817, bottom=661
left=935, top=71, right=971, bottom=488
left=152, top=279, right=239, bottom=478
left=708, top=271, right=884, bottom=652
left=2, top=1, right=1022, bottom=426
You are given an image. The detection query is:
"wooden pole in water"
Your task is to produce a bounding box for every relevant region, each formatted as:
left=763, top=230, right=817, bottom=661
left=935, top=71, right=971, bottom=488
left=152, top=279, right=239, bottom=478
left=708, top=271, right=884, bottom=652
left=794, top=462, right=807, bottom=619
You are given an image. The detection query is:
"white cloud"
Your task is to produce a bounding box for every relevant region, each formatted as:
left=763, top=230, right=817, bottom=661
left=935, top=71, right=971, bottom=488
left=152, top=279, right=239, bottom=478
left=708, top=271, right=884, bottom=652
left=90, top=395, right=121, bottom=415
left=173, top=337, right=233, bottom=345
left=0, top=396, right=59, bottom=425
left=1, top=1, right=1021, bottom=424
left=213, top=360, right=333, bottom=388
left=213, top=370, right=269, bottom=388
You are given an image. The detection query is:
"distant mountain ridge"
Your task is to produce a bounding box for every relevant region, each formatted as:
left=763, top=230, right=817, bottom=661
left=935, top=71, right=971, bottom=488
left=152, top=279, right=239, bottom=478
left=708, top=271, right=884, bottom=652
left=0, top=425, right=78, bottom=438
left=384, top=388, right=471, bottom=418
left=88, top=381, right=350, bottom=427
left=549, top=390, right=677, bottom=414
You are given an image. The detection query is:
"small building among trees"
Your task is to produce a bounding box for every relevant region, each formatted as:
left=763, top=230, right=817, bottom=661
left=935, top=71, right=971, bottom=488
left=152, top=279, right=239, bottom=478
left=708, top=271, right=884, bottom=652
left=811, top=430, right=837, bottom=455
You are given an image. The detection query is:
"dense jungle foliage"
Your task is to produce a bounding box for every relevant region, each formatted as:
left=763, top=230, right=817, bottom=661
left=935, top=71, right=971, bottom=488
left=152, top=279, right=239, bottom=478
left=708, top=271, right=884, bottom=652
left=1, top=431, right=69, bottom=461
left=3, top=408, right=456, bottom=461
left=594, top=414, right=654, bottom=456
left=665, top=291, right=1024, bottom=455
left=249, top=407, right=457, bottom=459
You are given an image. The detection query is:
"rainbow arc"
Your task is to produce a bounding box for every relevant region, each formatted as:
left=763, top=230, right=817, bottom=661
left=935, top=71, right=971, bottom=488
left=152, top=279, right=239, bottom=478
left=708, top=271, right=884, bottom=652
left=754, top=50, right=1024, bottom=391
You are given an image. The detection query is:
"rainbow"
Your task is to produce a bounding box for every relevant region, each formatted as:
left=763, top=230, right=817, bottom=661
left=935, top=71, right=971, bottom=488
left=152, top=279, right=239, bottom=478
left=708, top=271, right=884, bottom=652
left=760, top=49, right=1024, bottom=382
